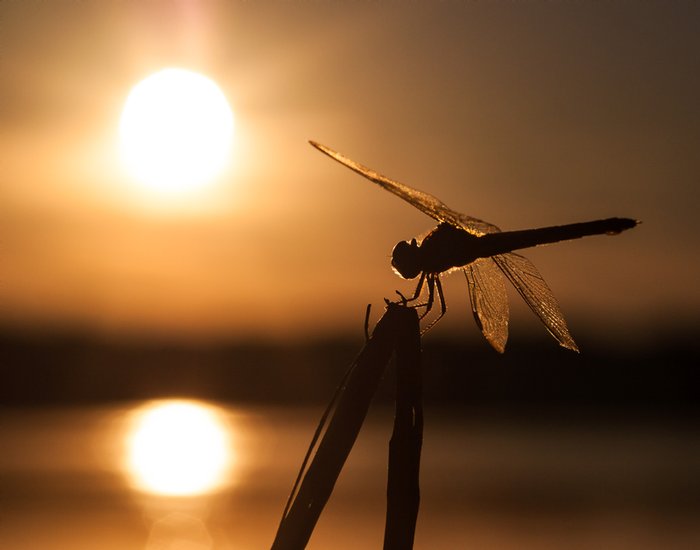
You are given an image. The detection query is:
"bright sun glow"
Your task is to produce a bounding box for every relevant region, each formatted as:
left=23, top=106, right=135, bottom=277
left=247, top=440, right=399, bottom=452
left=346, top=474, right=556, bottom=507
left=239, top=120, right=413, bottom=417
left=119, top=68, right=234, bottom=194
left=126, top=400, right=233, bottom=496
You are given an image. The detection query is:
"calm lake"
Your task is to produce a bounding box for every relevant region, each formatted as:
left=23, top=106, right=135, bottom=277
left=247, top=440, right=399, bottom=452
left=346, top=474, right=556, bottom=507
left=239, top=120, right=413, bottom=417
left=1, top=401, right=698, bottom=549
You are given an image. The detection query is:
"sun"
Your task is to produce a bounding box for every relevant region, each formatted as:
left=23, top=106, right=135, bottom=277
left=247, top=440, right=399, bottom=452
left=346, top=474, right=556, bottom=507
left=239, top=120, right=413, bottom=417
left=119, top=68, right=234, bottom=195
left=125, top=400, right=233, bottom=496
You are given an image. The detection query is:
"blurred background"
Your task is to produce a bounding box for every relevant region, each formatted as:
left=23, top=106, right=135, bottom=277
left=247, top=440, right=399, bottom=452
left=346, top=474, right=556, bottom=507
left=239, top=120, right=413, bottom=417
left=2, top=1, right=699, bottom=548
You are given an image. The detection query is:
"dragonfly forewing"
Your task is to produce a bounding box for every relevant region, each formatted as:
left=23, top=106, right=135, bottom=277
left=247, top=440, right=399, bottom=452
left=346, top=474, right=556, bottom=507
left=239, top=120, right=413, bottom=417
left=310, top=141, right=498, bottom=236
left=464, top=258, right=509, bottom=353
left=492, top=253, right=579, bottom=352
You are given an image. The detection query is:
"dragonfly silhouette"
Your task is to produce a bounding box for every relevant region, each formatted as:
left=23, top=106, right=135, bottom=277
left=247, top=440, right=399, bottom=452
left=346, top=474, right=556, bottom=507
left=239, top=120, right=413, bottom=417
left=310, top=141, right=639, bottom=353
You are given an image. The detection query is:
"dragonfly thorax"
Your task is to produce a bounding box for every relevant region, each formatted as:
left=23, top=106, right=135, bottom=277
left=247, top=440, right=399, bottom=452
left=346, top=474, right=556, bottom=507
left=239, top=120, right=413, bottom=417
left=392, top=223, right=488, bottom=278
left=391, top=239, right=422, bottom=279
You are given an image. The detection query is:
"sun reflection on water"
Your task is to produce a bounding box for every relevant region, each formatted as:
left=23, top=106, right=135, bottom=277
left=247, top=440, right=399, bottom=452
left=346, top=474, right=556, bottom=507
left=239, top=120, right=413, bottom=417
left=145, top=512, right=213, bottom=550
left=124, top=400, right=234, bottom=497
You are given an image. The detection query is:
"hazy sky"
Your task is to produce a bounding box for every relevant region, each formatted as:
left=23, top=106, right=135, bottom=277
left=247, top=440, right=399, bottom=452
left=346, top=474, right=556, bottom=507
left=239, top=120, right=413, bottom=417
left=2, top=1, right=698, bottom=345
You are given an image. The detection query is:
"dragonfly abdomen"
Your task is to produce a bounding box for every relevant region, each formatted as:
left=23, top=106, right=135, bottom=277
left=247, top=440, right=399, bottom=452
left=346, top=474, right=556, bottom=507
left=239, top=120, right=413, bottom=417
left=416, top=218, right=638, bottom=275
left=478, top=217, right=638, bottom=257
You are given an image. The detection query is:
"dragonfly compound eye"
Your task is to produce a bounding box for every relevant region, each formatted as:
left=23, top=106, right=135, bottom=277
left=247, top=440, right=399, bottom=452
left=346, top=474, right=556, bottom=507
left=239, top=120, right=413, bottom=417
left=391, top=239, right=421, bottom=279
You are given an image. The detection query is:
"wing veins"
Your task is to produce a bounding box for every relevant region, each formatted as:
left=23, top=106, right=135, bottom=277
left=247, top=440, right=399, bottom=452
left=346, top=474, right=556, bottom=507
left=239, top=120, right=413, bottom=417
left=310, top=141, right=500, bottom=236
left=464, top=259, right=509, bottom=353
left=492, top=253, right=579, bottom=352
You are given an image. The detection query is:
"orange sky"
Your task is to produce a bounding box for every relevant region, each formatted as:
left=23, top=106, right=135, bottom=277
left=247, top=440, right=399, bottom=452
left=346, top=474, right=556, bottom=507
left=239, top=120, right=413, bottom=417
left=1, top=1, right=698, bottom=344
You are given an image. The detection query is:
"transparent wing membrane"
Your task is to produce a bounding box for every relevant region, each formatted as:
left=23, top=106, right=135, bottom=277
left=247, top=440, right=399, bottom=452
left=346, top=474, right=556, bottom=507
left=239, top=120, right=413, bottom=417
left=492, top=253, right=579, bottom=352
left=309, top=141, right=499, bottom=236
left=464, top=259, right=509, bottom=353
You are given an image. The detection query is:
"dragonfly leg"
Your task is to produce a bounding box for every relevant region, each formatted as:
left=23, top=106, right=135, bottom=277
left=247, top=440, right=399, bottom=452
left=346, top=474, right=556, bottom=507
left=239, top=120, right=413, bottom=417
left=409, top=272, right=426, bottom=302
left=416, top=274, right=436, bottom=321
left=421, top=276, right=447, bottom=334
left=393, top=272, right=427, bottom=306
left=435, top=276, right=447, bottom=320
left=392, top=272, right=436, bottom=319
left=395, top=290, right=409, bottom=305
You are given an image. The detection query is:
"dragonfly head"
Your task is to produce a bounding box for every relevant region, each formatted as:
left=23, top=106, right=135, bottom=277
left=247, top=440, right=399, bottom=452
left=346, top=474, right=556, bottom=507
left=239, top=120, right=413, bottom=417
left=391, top=239, right=422, bottom=279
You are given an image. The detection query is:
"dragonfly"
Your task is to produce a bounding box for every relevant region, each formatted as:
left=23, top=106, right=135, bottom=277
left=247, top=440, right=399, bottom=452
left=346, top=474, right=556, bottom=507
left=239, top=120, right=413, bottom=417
left=310, top=140, right=639, bottom=353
